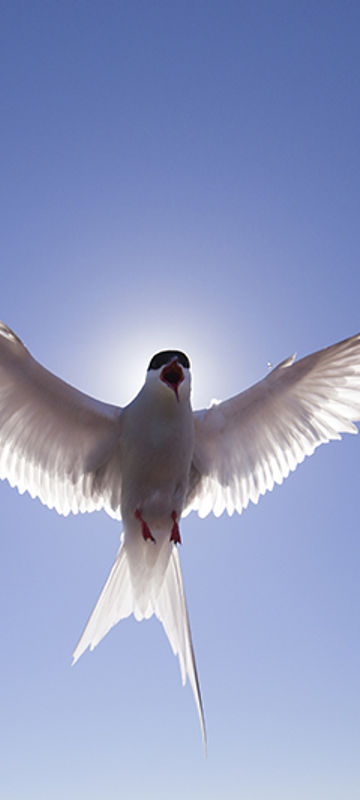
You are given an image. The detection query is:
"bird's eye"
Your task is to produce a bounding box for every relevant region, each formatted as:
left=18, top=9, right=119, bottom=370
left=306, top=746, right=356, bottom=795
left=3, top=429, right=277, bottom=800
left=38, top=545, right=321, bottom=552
left=148, top=350, right=190, bottom=371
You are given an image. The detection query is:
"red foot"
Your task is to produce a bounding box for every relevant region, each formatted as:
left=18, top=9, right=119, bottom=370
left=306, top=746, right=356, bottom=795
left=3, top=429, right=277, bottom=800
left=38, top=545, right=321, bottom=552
left=170, top=511, right=182, bottom=545
left=135, top=509, right=155, bottom=542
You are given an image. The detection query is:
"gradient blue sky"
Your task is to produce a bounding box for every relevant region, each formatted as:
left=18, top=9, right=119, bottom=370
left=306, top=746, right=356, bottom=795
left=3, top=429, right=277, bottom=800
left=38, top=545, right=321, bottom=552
left=1, top=2, right=360, bottom=798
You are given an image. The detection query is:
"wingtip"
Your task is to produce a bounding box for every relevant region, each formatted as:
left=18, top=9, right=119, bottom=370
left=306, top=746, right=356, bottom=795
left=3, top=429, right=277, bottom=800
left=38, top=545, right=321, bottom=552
left=0, top=320, right=26, bottom=349
left=71, top=650, right=80, bottom=666
left=71, top=641, right=88, bottom=666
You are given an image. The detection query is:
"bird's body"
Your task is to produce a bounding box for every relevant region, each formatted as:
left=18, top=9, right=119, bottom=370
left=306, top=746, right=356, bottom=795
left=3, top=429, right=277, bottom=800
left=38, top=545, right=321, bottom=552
left=1, top=321, right=360, bottom=753
left=119, top=371, right=194, bottom=528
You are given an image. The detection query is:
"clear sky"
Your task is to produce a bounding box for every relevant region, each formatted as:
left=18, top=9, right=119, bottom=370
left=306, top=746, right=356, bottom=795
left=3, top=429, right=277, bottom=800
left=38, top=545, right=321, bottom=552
left=1, top=2, right=360, bottom=798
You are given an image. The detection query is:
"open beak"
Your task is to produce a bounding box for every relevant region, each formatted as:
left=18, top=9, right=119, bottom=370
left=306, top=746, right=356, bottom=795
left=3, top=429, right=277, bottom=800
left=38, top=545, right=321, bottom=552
left=160, top=358, right=184, bottom=400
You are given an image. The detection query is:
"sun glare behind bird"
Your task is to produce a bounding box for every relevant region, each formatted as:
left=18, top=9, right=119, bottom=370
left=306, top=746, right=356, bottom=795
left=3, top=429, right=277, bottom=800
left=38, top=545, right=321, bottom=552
left=1, top=319, right=360, bottom=753
left=79, top=318, right=217, bottom=409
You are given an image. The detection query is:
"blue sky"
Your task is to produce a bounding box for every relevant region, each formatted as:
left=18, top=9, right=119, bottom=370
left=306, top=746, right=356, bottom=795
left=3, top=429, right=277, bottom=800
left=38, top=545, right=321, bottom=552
left=1, top=1, right=360, bottom=797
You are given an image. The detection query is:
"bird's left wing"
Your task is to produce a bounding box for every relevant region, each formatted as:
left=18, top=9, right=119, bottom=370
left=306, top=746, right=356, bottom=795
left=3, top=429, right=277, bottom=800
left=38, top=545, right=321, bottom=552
left=185, top=333, right=360, bottom=518
left=0, top=321, right=123, bottom=518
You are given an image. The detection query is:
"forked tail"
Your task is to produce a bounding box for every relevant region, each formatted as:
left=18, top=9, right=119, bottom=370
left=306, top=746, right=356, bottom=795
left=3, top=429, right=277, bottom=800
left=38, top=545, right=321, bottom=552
left=72, top=538, right=207, bottom=753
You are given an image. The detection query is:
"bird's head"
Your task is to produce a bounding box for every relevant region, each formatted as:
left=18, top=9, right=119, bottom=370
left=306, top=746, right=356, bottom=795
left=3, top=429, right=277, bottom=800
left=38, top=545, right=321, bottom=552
left=145, top=350, right=191, bottom=403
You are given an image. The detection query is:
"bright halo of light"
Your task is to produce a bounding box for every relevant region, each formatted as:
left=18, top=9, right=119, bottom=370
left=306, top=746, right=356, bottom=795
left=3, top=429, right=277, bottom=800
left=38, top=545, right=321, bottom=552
left=75, top=313, right=227, bottom=409
left=64, top=305, right=257, bottom=413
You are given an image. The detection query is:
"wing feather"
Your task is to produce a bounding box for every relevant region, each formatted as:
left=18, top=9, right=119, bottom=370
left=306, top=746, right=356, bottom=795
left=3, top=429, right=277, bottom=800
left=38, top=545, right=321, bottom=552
left=0, top=321, right=122, bottom=518
left=185, top=333, right=360, bottom=518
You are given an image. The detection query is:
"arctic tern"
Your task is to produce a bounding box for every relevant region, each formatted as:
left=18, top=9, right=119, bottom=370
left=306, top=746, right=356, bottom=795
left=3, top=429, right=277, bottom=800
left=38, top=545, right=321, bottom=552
left=1, top=320, right=360, bottom=753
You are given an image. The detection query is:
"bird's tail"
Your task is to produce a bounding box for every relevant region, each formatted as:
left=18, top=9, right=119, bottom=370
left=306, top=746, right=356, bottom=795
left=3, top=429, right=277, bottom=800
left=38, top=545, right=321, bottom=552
left=72, top=535, right=206, bottom=753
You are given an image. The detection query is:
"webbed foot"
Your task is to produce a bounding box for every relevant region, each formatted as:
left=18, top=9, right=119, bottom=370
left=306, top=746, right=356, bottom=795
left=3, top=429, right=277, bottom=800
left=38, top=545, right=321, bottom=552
left=135, top=509, right=156, bottom=543
left=170, top=510, right=182, bottom=545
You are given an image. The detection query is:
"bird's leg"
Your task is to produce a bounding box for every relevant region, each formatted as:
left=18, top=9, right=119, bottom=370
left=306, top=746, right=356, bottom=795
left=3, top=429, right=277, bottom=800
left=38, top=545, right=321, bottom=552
left=135, top=509, right=156, bottom=543
left=170, top=510, right=182, bottom=545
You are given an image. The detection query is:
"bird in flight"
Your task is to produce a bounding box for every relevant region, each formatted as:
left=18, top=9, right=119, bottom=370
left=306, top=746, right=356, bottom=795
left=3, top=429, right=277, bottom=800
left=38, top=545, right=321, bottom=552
left=1, top=320, right=360, bottom=753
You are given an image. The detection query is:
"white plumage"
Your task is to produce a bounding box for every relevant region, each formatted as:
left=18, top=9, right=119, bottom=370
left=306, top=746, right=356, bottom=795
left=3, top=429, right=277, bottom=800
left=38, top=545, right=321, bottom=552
left=1, top=320, right=360, bottom=753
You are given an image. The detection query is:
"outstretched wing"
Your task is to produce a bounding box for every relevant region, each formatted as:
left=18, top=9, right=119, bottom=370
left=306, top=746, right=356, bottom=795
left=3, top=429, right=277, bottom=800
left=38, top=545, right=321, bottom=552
left=185, top=333, right=360, bottom=518
left=0, top=321, right=123, bottom=518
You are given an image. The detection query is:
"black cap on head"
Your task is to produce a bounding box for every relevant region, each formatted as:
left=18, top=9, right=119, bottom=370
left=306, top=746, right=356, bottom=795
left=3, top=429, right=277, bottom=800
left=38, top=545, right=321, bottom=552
left=148, top=350, right=190, bottom=371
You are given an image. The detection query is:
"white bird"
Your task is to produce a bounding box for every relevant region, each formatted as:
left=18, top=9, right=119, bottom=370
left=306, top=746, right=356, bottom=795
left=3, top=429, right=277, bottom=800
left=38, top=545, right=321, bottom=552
left=1, top=320, right=360, bottom=754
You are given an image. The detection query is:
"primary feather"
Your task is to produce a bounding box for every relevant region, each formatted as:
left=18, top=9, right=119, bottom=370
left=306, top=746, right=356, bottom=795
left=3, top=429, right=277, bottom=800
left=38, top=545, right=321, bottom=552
left=0, top=321, right=122, bottom=517
left=186, top=333, right=360, bottom=518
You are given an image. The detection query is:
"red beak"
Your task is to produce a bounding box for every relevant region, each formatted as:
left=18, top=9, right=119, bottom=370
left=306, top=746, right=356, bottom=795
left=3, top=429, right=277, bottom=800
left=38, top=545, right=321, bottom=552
left=160, top=358, right=184, bottom=400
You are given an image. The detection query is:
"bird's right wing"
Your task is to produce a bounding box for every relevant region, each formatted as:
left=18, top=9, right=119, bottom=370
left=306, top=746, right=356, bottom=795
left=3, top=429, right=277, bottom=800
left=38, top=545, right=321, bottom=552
left=185, top=333, right=360, bottom=519
left=0, top=321, right=123, bottom=518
